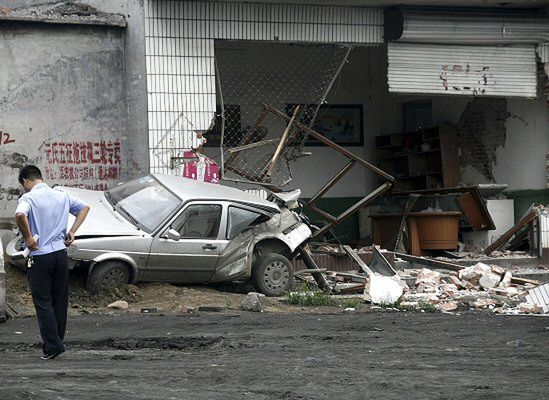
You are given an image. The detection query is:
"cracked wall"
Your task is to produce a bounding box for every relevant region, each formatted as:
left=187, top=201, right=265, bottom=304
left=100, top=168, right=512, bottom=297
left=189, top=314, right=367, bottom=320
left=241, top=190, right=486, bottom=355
left=457, top=98, right=508, bottom=182
left=0, top=22, right=130, bottom=219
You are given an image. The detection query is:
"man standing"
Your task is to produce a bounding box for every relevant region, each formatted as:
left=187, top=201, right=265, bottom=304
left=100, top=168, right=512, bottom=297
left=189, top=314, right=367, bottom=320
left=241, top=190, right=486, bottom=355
left=15, top=165, right=90, bottom=360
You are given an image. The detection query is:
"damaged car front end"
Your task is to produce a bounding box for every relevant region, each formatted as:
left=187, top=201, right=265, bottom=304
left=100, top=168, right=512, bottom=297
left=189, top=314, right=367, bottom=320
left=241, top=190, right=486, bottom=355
left=7, top=174, right=312, bottom=296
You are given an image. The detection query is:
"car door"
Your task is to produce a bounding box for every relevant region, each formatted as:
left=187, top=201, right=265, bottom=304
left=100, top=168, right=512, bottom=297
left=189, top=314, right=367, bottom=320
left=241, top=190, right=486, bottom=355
left=143, top=201, right=229, bottom=283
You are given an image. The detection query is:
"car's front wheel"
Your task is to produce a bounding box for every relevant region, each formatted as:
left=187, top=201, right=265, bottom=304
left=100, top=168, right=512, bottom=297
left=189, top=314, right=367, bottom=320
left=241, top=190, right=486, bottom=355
left=251, top=253, right=293, bottom=297
left=86, top=261, right=130, bottom=294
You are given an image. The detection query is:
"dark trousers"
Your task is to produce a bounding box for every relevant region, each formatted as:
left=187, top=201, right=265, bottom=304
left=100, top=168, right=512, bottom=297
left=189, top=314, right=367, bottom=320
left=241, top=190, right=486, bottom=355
left=28, top=249, right=69, bottom=355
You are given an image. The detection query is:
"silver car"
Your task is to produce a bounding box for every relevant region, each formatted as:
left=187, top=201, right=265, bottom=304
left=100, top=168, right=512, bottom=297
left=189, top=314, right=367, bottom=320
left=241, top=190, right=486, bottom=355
left=7, top=174, right=312, bottom=296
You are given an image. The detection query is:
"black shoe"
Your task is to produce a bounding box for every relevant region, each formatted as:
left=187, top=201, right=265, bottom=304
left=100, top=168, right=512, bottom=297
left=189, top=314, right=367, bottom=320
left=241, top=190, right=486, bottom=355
left=41, top=349, right=65, bottom=360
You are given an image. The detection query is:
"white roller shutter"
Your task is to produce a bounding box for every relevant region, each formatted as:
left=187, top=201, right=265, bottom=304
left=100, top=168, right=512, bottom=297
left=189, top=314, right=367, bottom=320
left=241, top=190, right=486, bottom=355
left=387, top=43, right=537, bottom=98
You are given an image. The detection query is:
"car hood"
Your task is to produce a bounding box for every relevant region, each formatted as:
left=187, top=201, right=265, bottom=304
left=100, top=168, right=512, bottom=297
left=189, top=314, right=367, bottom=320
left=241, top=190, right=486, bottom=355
left=58, top=186, right=142, bottom=237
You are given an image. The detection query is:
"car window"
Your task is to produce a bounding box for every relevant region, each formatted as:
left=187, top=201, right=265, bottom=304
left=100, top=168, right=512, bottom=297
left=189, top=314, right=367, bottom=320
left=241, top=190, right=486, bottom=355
left=106, top=175, right=181, bottom=233
left=227, top=206, right=266, bottom=240
left=171, top=204, right=222, bottom=239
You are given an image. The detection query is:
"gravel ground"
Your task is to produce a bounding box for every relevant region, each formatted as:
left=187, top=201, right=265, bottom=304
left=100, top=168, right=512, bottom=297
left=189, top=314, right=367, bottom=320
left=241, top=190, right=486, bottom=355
left=0, top=311, right=548, bottom=399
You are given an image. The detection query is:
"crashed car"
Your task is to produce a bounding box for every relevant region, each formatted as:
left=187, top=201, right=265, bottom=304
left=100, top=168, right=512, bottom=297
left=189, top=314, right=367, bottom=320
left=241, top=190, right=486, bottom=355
left=7, top=174, right=312, bottom=296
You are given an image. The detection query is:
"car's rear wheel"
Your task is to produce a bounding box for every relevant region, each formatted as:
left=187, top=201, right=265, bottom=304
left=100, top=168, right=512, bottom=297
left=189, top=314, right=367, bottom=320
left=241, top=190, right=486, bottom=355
left=86, top=261, right=130, bottom=294
left=251, top=253, right=293, bottom=297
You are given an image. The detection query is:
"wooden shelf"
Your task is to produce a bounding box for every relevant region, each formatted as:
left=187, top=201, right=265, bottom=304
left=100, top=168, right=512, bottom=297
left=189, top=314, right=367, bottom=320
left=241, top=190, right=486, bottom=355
left=375, top=123, right=460, bottom=191
left=377, top=148, right=441, bottom=161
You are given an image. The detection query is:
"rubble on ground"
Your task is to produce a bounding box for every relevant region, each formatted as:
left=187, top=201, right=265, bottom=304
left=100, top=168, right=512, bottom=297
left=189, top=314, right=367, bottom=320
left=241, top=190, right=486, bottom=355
left=107, top=300, right=129, bottom=310
left=241, top=292, right=263, bottom=312
left=298, top=247, right=547, bottom=315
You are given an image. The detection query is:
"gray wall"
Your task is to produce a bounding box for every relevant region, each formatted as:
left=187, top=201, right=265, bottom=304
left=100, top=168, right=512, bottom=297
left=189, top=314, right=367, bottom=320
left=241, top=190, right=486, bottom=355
left=0, top=22, right=128, bottom=219
left=0, top=1, right=149, bottom=222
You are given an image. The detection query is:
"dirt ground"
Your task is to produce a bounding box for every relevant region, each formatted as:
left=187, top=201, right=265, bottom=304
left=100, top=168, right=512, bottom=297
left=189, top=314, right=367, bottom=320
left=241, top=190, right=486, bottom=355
left=0, top=311, right=548, bottom=399
left=5, top=263, right=300, bottom=316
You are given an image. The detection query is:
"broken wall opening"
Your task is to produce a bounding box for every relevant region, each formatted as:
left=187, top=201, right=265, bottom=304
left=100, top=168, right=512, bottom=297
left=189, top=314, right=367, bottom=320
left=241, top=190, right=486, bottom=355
left=213, top=40, right=352, bottom=188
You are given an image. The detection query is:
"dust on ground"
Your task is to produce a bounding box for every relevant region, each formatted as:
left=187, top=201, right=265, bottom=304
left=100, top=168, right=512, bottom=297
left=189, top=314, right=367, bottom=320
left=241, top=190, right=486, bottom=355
left=1, top=312, right=548, bottom=399
left=5, top=263, right=304, bottom=317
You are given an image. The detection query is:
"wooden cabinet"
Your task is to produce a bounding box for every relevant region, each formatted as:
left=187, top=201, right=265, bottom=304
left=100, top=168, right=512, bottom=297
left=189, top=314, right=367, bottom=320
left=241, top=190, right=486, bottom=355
left=375, top=123, right=460, bottom=191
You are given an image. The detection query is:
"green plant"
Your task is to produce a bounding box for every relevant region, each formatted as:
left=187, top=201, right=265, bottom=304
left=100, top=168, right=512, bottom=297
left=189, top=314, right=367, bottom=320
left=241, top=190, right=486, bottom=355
left=417, top=301, right=437, bottom=313
left=286, top=288, right=336, bottom=307
left=339, top=298, right=363, bottom=309
left=377, top=296, right=403, bottom=309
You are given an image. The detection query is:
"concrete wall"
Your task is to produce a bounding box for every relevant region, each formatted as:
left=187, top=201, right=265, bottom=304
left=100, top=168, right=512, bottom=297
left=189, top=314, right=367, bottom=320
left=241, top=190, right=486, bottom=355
left=0, top=1, right=150, bottom=223
left=3, top=1, right=149, bottom=177
left=0, top=22, right=128, bottom=219
left=83, top=0, right=149, bottom=177
left=432, top=94, right=549, bottom=191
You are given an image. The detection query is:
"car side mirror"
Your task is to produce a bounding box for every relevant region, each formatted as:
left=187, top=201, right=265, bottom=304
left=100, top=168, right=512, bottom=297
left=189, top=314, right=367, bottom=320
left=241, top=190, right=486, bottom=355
left=166, top=229, right=180, bottom=241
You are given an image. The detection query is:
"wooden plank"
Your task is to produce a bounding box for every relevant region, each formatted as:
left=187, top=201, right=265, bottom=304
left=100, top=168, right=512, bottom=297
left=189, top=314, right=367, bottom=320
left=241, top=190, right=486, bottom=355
left=394, top=252, right=541, bottom=286
left=308, top=160, right=355, bottom=205
left=294, top=268, right=328, bottom=276
left=439, top=124, right=461, bottom=188
left=484, top=210, right=537, bottom=255
left=262, top=104, right=395, bottom=181
left=298, top=245, right=332, bottom=292
left=409, top=217, right=421, bottom=256
left=458, top=192, right=490, bottom=231
left=334, top=282, right=366, bottom=294
left=312, top=182, right=393, bottom=239
left=264, top=105, right=300, bottom=177
left=343, top=245, right=373, bottom=276
left=227, top=138, right=279, bottom=153
left=335, top=272, right=367, bottom=283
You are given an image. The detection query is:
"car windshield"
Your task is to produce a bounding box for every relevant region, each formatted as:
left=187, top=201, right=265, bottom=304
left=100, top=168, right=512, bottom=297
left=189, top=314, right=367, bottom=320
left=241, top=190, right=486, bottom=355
left=106, top=176, right=181, bottom=233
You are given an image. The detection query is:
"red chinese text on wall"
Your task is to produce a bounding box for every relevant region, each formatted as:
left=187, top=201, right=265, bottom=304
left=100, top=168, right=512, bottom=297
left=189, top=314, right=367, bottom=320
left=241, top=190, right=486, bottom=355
left=43, top=140, right=122, bottom=191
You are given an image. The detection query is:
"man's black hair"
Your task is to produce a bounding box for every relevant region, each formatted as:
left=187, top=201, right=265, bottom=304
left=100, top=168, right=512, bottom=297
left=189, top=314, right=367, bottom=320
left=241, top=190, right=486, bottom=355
left=18, top=165, right=43, bottom=184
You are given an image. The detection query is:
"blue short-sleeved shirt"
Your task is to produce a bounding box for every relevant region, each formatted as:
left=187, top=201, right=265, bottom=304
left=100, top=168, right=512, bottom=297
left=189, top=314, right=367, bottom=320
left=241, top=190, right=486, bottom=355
left=15, top=183, right=88, bottom=256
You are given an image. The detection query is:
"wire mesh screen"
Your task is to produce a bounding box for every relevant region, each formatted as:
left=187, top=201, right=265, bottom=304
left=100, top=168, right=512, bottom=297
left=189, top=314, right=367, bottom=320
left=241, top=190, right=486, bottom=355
left=213, top=40, right=351, bottom=187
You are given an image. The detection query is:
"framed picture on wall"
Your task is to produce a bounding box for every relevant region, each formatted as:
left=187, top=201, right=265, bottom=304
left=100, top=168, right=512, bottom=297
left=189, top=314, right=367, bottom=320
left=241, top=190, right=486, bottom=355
left=285, top=104, right=364, bottom=146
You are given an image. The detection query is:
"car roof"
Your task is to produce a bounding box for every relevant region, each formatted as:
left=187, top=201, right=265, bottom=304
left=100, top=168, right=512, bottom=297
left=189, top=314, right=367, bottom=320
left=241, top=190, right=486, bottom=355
left=152, top=174, right=279, bottom=212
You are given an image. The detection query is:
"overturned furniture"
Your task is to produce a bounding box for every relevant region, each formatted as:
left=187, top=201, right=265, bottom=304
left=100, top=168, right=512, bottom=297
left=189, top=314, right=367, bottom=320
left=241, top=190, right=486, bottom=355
left=224, top=103, right=395, bottom=240
left=367, top=186, right=499, bottom=256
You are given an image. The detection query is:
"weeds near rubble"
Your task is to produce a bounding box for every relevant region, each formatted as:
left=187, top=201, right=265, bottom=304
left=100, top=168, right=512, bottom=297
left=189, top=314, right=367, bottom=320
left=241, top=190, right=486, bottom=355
left=287, top=283, right=336, bottom=307
left=392, top=299, right=437, bottom=313
left=378, top=296, right=403, bottom=310
left=339, top=298, right=363, bottom=309
left=416, top=301, right=437, bottom=313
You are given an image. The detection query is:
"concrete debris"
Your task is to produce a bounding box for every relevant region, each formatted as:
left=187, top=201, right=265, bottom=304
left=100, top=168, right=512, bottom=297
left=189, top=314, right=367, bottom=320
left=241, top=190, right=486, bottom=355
left=416, top=268, right=442, bottom=286
left=299, top=245, right=546, bottom=315
left=3, top=2, right=126, bottom=26
left=437, top=301, right=459, bottom=312
left=398, top=261, right=546, bottom=314
left=479, top=271, right=502, bottom=289
left=403, top=293, right=440, bottom=303
left=107, top=300, right=129, bottom=310
left=500, top=271, right=513, bottom=288
left=241, top=292, right=263, bottom=312
left=441, top=275, right=465, bottom=288
left=364, top=274, right=404, bottom=305
left=400, top=301, right=419, bottom=308
left=491, top=265, right=506, bottom=275
left=458, top=262, right=491, bottom=285
left=473, top=298, right=497, bottom=309
left=524, top=283, right=549, bottom=313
